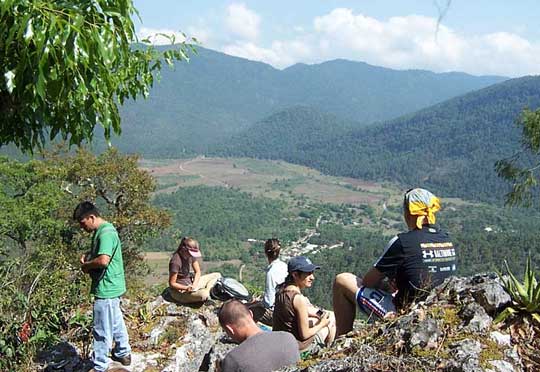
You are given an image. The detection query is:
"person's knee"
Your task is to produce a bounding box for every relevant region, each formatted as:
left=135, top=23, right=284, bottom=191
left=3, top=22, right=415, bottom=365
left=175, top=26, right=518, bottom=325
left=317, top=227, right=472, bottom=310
left=334, top=273, right=357, bottom=291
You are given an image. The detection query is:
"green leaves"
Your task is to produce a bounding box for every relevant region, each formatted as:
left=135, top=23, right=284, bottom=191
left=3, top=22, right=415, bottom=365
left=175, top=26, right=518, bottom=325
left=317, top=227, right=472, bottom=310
left=0, top=147, right=171, bottom=369
left=496, top=108, right=540, bottom=207
left=0, top=0, right=195, bottom=152
left=496, top=254, right=540, bottom=324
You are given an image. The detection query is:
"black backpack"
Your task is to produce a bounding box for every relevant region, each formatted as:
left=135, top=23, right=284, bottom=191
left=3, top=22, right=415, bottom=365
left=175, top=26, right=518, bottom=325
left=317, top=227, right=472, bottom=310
left=210, top=277, right=252, bottom=302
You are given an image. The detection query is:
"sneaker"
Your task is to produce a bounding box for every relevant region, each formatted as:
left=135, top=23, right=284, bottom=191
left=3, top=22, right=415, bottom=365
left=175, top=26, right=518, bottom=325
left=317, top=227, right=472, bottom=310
left=111, top=354, right=131, bottom=366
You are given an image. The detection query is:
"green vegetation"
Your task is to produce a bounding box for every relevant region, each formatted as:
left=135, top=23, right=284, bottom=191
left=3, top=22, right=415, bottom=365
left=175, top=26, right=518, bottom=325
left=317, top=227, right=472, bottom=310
left=150, top=185, right=314, bottom=260
left=497, top=108, right=540, bottom=206
left=85, top=47, right=505, bottom=156
left=0, top=149, right=169, bottom=370
left=214, top=76, right=540, bottom=204
left=0, top=0, right=193, bottom=152
left=213, top=107, right=358, bottom=159
left=142, top=158, right=540, bottom=309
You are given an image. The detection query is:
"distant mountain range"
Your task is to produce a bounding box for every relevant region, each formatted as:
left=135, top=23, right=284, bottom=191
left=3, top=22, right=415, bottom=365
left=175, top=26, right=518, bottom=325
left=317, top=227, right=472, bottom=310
left=105, top=46, right=505, bottom=156
left=214, top=76, right=540, bottom=202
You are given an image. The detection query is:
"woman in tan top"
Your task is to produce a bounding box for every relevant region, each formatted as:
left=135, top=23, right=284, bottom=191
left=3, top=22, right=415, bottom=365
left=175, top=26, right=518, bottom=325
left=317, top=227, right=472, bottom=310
left=273, top=256, right=336, bottom=352
left=168, top=237, right=221, bottom=304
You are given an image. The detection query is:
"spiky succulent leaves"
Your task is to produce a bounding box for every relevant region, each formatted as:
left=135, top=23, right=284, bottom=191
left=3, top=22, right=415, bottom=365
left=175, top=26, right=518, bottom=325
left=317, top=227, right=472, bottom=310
left=503, top=260, right=528, bottom=305
left=501, top=257, right=540, bottom=316
left=494, top=306, right=518, bottom=324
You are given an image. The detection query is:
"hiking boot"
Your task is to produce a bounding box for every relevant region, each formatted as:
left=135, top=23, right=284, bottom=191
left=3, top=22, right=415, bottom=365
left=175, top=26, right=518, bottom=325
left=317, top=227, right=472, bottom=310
left=111, top=353, right=131, bottom=366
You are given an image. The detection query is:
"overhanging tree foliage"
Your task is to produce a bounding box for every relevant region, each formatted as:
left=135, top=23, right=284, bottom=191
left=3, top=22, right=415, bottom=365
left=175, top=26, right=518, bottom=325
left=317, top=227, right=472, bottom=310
left=0, top=0, right=193, bottom=152
left=496, top=109, right=540, bottom=206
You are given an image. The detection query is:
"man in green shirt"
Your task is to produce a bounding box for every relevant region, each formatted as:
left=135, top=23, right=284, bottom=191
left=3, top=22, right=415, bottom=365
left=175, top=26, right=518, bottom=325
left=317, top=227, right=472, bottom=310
left=74, top=201, right=131, bottom=372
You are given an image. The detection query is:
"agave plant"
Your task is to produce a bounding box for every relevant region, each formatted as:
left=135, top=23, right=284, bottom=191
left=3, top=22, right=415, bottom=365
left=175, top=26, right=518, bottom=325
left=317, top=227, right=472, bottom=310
left=496, top=255, right=540, bottom=324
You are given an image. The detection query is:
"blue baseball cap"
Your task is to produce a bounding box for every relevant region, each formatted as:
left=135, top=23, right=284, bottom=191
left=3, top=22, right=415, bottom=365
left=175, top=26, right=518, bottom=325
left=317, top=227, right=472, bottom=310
left=287, top=256, right=320, bottom=273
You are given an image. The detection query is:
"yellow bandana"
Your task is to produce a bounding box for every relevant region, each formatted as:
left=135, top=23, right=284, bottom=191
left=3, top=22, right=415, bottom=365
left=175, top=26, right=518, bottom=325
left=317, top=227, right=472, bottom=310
left=405, top=188, right=441, bottom=229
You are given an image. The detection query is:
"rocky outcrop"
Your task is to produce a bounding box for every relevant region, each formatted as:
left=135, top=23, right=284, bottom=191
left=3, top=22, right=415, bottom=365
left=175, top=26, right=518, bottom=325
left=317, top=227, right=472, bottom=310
left=279, top=274, right=522, bottom=372
left=38, top=274, right=534, bottom=372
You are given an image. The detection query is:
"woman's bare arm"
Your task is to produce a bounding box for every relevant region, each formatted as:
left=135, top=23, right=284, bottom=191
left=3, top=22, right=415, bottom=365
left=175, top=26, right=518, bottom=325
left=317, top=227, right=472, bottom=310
left=191, top=259, right=201, bottom=289
left=294, top=294, right=330, bottom=341
left=169, top=272, right=191, bottom=291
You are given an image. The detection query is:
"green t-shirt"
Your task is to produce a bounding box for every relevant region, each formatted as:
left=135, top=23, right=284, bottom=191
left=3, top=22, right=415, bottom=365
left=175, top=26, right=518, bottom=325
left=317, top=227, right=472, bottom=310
left=89, top=222, right=126, bottom=298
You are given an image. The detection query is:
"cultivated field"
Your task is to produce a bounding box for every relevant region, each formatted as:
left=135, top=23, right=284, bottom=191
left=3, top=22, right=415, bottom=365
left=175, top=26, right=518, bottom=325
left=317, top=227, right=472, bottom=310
left=140, top=157, right=477, bottom=285
left=140, top=156, right=399, bottom=206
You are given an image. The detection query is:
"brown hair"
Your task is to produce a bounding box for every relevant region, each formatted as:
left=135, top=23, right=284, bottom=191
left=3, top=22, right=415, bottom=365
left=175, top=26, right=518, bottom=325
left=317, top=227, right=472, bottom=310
left=264, top=238, right=281, bottom=261
left=218, top=299, right=251, bottom=327
left=178, top=237, right=199, bottom=251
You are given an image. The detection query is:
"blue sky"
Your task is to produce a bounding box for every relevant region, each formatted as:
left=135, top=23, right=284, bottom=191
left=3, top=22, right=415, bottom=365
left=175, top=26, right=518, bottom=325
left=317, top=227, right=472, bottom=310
left=133, top=1, right=540, bottom=77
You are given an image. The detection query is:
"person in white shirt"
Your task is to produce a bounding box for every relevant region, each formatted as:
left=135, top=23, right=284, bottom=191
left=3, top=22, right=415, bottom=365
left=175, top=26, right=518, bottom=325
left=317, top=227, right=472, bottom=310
left=249, top=239, right=288, bottom=326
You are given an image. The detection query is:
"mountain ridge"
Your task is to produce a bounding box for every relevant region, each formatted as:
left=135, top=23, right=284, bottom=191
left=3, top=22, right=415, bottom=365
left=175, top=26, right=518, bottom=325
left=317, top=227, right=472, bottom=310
left=102, top=45, right=506, bottom=156
left=213, top=75, right=540, bottom=202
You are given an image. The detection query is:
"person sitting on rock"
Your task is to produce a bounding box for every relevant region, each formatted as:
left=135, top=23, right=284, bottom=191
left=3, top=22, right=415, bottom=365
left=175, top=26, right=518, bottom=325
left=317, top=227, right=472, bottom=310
left=273, top=256, right=336, bottom=354
left=218, top=299, right=299, bottom=372
left=168, top=237, right=221, bottom=304
left=248, top=238, right=288, bottom=326
left=332, top=188, right=457, bottom=335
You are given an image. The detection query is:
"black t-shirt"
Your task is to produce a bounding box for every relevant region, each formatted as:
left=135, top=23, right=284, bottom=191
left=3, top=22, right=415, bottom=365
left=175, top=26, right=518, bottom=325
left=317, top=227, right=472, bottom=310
left=374, top=225, right=457, bottom=308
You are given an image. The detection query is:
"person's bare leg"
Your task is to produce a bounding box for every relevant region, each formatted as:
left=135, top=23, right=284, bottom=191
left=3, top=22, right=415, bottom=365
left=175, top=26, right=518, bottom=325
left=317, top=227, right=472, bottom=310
left=333, top=272, right=362, bottom=336
left=325, top=311, right=337, bottom=344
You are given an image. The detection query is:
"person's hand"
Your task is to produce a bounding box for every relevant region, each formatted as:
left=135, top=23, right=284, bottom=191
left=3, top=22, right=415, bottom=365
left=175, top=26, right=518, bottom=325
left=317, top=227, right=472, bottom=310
left=80, top=255, right=90, bottom=273
left=319, top=312, right=331, bottom=327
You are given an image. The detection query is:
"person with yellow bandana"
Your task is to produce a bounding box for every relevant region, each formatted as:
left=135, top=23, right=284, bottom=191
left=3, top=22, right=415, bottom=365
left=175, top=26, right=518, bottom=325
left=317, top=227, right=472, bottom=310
left=332, top=188, right=457, bottom=336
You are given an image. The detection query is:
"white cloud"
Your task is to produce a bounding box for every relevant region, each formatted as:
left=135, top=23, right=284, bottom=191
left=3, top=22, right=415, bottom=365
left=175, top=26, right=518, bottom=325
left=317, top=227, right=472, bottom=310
left=225, top=3, right=261, bottom=41
left=211, top=7, right=540, bottom=77
left=222, top=39, right=312, bottom=69
left=311, top=8, right=540, bottom=77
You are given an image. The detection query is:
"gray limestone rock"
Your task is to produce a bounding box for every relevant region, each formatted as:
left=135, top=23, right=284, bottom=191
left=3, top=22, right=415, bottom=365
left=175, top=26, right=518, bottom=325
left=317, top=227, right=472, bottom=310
left=490, top=331, right=511, bottom=347
left=471, top=281, right=511, bottom=314
left=486, top=360, right=518, bottom=372
left=36, top=275, right=526, bottom=372
left=409, top=318, right=442, bottom=348
left=445, top=338, right=483, bottom=372
left=460, top=302, right=492, bottom=332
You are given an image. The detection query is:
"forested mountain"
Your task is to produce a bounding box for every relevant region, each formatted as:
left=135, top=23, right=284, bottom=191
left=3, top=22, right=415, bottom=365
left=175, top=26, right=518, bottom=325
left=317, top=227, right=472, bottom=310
left=215, top=76, right=540, bottom=202
left=100, top=46, right=504, bottom=156
left=213, top=106, right=359, bottom=157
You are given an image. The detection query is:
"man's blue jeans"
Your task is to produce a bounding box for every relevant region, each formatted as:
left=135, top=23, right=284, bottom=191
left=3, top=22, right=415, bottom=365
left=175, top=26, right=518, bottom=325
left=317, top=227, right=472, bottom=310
left=93, top=297, right=131, bottom=371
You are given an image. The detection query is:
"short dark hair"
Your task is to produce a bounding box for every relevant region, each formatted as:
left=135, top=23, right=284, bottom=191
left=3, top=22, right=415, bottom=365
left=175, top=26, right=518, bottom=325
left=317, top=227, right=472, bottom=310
left=218, top=299, right=251, bottom=327
left=264, top=238, right=281, bottom=260
left=73, top=201, right=100, bottom=221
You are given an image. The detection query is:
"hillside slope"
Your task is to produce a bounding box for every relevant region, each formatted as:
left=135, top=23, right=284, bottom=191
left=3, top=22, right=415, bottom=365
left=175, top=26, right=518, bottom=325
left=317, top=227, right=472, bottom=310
left=103, top=46, right=505, bottom=156
left=216, top=76, right=540, bottom=202
left=213, top=106, right=359, bottom=158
